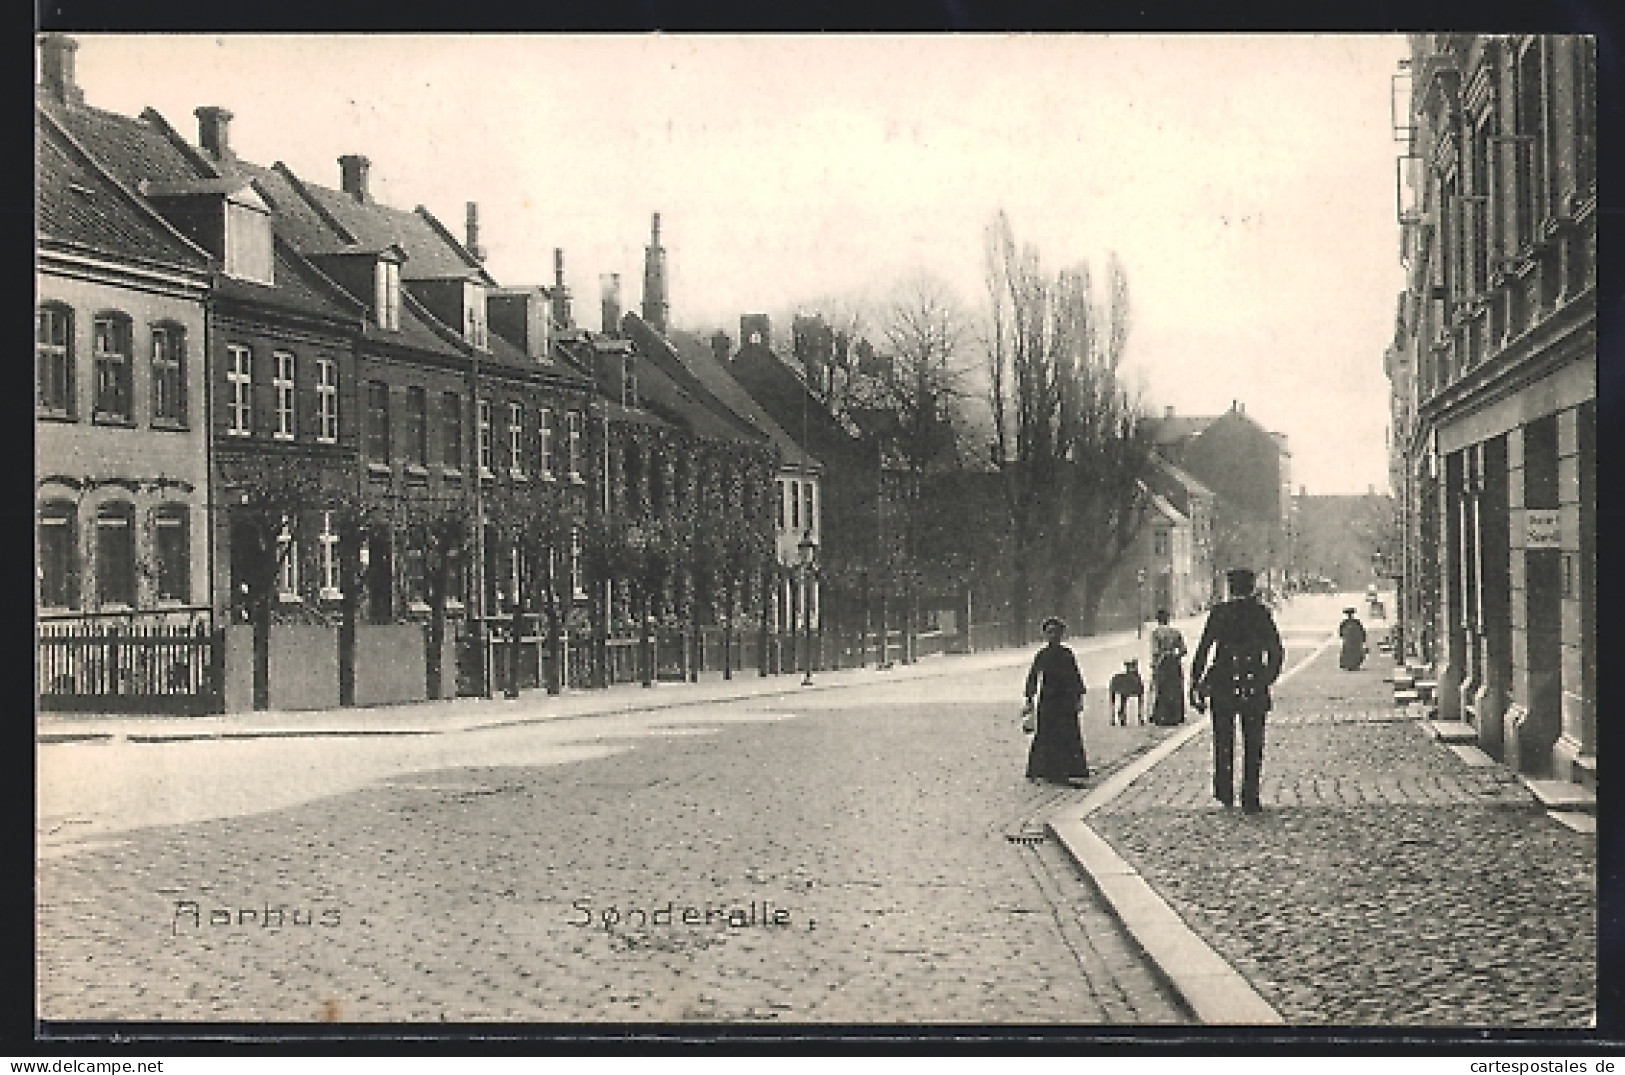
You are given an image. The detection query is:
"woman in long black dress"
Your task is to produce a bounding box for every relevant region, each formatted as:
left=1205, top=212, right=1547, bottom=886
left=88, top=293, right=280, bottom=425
left=1023, top=616, right=1090, bottom=783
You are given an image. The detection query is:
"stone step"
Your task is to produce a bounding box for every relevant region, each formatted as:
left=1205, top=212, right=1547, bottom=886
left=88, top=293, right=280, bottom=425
left=1521, top=778, right=1596, bottom=814
left=1448, top=744, right=1497, bottom=767
left=1393, top=690, right=1420, bottom=705
left=1549, top=812, right=1596, bottom=836
left=1423, top=720, right=1480, bottom=744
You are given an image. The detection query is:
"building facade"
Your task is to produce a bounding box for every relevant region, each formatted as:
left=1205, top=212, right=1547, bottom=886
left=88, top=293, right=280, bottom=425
left=1387, top=34, right=1596, bottom=785
left=36, top=96, right=215, bottom=629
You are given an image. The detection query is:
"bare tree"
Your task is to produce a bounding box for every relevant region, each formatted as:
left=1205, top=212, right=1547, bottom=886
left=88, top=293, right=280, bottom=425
left=984, top=212, right=1152, bottom=641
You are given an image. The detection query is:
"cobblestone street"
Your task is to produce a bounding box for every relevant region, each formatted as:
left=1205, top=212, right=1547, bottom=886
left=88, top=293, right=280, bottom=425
left=38, top=639, right=1191, bottom=1024
left=1090, top=625, right=1596, bottom=1028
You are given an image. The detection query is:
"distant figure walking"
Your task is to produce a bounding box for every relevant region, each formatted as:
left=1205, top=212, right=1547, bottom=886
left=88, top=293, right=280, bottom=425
left=1149, top=609, right=1187, bottom=726
left=1022, top=617, right=1091, bottom=784
left=1338, top=608, right=1368, bottom=671
left=1191, top=569, right=1285, bottom=814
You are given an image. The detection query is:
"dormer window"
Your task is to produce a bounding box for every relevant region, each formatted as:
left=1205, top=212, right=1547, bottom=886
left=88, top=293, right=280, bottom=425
left=465, top=282, right=488, bottom=350
left=223, top=198, right=273, bottom=284
left=376, top=258, right=401, bottom=331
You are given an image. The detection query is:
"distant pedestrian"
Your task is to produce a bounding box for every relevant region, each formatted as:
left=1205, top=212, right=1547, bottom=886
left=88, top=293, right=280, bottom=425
left=1338, top=608, right=1367, bottom=671
left=1190, top=569, right=1284, bottom=814
left=1148, top=609, right=1187, bottom=726
left=1022, top=616, right=1090, bottom=784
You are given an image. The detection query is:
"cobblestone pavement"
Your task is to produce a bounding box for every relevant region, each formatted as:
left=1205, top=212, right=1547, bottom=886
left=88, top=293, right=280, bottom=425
left=1090, top=627, right=1596, bottom=1028
left=38, top=647, right=1192, bottom=1024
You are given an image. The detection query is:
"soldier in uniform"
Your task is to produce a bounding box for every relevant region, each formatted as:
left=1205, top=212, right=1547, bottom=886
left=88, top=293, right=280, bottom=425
left=1189, top=568, right=1285, bottom=814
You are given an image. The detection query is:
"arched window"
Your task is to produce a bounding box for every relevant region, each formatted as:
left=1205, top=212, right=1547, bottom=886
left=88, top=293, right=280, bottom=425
left=95, top=501, right=136, bottom=607
left=151, top=323, right=187, bottom=426
left=38, top=500, right=78, bottom=609
left=92, top=312, right=134, bottom=423
left=37, top=304, right=74, bottom=418
left=153, top=504, right=190, bottom=602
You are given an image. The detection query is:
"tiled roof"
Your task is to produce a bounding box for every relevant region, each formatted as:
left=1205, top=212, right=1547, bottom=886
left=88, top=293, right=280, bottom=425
left=38, top=95, right=208, bottom=191
left=214, top=242, right=360, bottom=324
left=665, top=329, right=822, bottom=472
left=1145, top=414, right=1220, bottom=445
left=36, top=111, right=210, bottom=274
left=623, top=316, right=814, bottom=465
left=289, top=169, right=492, bottom=283
left=730, top=343, right=872, bottom=471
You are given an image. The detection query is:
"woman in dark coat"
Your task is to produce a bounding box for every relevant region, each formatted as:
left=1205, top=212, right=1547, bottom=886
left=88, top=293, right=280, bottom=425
left=1338, top=608, right=1367, bottom=670
left=1149, top=608, right=1187, bottom=726
left=1023, top=617, right=1091, bottom=783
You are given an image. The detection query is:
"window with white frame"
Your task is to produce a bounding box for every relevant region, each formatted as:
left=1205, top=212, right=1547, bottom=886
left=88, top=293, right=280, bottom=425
left=538, top=407, right=555, bottom=477
left=315, top=356, right=338, bottom=443
left=276, top=521, right=300, bottom=600
left=272, top=351, right=296, bottom=440
left=37, top=304, right=73, bottom=418
left=570, top=527, right=585, bottom=600
left=226, top=345, right=252, bottom=435
left=566, top=410, right=583, bottom=479
left=375, top=258, right=401, bottom=331
left=442, top=392, right=462, bottom=471
left=465, top=282, right=488, bottom=349
left=477, top=399, right=494, bottom=477
left=366, top=381, right=390, bottom=463
left=318, top=512, right=341, bottom=599
left=92, top=314, right=133, bottom=422
left=803, top=482, right=815, bottom=537
left=406, top=387, right=429, bottom=468
left=791, top=479, right=801, bottom=531
left=151, top=324, right=186, bottom=425
left=508, top=402, right=525, bottom=477
left=224, top=200, right=274, bottom=285
left=777, top=479, right=788, bottom=531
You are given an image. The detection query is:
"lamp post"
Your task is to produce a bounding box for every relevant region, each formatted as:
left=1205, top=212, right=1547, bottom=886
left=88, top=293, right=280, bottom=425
left=799, top=528, right=818, bottom=686
left=1136, top=566, right=1147, bottom=639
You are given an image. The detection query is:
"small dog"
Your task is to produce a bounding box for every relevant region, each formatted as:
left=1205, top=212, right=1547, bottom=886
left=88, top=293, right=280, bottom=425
left=1109, top=660, right=1145, bottom=725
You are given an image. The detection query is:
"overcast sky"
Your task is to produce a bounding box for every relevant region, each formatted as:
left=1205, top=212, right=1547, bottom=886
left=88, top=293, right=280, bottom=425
left=65, top=33, right=1409, bottom=495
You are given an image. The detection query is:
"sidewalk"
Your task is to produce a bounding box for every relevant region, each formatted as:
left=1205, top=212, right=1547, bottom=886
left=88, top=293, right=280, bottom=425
left=1048, top=624, right=1597, bottom=1028
left=36, top=618, right=1196, bottom=744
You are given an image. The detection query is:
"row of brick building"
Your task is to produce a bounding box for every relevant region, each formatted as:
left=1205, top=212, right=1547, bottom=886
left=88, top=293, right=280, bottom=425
left=35, top=34, right=834, bottom=712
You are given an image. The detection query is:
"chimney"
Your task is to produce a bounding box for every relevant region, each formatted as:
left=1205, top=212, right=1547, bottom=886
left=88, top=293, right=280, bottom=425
left=740, top=314, right=771, bottom=349
left=1164, top=405, right=1175, bottom=419
left=601, top=273, right=622, bottom=336
left=464, top=201, right=485, bottom=263
left=1299, top=484, right=1307, bottom=498
left=549, top=248, right=573, bottom=330
left=338, top=155, right=371, bottom=203
left=39, top=34, right=84, bottom=107
left=194, top=106, right=234, bottom=162
left=642, top=211, right=669, bottom=334
left=710, top=330, right=731, bottom=366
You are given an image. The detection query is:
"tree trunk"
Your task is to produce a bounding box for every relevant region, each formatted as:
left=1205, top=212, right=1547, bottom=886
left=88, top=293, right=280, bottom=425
left=338, top=530, right=362, bottom=707
left=425, top=548, right=449, bottom=701
left=544, top=546, right=562, bottom=695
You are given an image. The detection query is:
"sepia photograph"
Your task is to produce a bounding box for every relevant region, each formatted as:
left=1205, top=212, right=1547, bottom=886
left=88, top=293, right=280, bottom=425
left=33, top=32, right=1597, bottom=1033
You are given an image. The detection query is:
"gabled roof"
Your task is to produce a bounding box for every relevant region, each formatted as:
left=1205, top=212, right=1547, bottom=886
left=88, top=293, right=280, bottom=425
left=1151, top=456, right=1215, bottom=500
left=44, top=97, right=362, bottom=323
left=215, top=239, right=363, bottom=324
left=1145, top=413, right=1221, bottom=446
left=280, top=163, right=494, bottom=284
left=36, top=108, right=212, bottom=275
left=625, top=316, right=820, bottom=471
left=730, top=341, right=874, bottom=472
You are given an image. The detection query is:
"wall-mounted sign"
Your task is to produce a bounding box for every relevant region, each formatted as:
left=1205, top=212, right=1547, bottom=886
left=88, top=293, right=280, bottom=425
left=1526, top=509, right=1562, bottom=549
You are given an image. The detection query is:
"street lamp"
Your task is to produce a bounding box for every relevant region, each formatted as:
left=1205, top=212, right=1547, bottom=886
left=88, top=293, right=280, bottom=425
left=1135, top=567, right=1147, bottom=639
left=799, top=528, right=818, bottom=686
